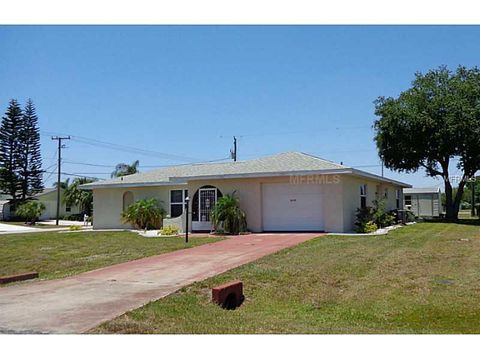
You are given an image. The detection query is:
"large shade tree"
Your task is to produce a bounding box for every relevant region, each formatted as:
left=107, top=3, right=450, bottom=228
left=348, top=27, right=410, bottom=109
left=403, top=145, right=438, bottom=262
left=374, top=65, right=480, bottom=220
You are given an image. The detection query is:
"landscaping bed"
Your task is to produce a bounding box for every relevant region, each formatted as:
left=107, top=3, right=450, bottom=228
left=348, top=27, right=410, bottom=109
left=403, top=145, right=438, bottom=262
left=0, top=231, right=224, bottom=282
left=94, top=221, right=480, bottom=334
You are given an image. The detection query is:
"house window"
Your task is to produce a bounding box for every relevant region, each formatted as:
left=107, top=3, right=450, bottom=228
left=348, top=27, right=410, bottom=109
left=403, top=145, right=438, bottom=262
left=170, top=189, right=188, bottom=218
left=384, top=188, right=389, bottom=199
left=360, top=184, right=367, bottom=209
left=66, top=207, right=71, bottom=212
left=404, top=195, right=412, bottom=207
left=396, top=189, right=401, bottom=209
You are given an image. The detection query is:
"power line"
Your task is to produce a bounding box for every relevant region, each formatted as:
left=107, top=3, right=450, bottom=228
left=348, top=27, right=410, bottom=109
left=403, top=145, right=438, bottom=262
left=62, top=157, right=232, bottom=169
left=219, top=126, right=371, bottom=139
left=42, top=165, right=58, bottom=184
left=41, top=130, right=203, bottom=162
left=61, top=172, right=106, bottom=180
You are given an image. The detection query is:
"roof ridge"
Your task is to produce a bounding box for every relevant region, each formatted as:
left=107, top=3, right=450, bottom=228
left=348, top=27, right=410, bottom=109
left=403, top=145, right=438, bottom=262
left=296, top=151, right=349, bottom=168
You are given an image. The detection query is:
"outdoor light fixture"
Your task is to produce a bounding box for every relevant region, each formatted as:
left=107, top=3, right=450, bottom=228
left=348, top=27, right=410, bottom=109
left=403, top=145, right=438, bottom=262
left=184, top=196, right=190, bottom=243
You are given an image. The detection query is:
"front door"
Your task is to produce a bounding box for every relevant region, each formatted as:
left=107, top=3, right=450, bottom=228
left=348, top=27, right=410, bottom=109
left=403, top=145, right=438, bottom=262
left=193, top=188, right=217, bottom=231
left=199, top=188, right=217, bottom=222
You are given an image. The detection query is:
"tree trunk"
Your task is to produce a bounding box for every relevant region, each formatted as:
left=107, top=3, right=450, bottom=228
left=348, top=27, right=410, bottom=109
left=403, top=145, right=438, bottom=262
left=444, top=178, right=456, bottom=220
left=444, top=177, right=466, bottom=221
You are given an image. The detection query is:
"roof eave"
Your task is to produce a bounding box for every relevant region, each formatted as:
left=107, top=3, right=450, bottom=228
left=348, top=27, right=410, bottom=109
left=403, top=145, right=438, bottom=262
left=170, top=168, right=352, bottom=181
left=80, top=181, right=187, bottom=190
left=350, top=169, right=412, bottom=188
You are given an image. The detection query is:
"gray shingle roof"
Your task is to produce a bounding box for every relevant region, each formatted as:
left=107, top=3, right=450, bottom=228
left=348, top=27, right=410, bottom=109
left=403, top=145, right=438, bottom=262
left=34, top=187, right=57, bottom=197
left=404, top=187, right=441, bottom=194
left=81, top=151, right=411, bottom=189
left=82, top=152, right=349, bottom=189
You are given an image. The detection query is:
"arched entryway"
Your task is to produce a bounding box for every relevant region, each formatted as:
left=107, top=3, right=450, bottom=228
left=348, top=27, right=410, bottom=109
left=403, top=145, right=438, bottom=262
left=122, top=191, right=134, bottom=211
left=191, top=185, right=222, bottom=231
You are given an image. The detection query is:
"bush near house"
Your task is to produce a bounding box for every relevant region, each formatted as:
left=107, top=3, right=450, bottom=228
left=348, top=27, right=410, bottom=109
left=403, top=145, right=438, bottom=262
left=15, top=201, right=46, bottom=225
left=355, top=199, right=396, bottom=233
left=121, top=198, right=166, bottom=230
left=211, top=193, right=247, bottom=235
left=159, top=225, right=180, bottom=236
left=405, top=210, right=416, bottom=222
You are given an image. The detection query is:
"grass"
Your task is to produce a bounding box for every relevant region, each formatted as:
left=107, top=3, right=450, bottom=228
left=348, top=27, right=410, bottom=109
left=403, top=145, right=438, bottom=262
left=0, top=231, right=223, bottom=282
left=94, top=220, right=480, bottom=334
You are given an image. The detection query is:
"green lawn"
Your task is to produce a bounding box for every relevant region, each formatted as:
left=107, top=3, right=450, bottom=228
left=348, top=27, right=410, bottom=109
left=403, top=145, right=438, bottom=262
left=94, top=220, right=480, bottom=334
left=0, top=231, right=223, bottom=282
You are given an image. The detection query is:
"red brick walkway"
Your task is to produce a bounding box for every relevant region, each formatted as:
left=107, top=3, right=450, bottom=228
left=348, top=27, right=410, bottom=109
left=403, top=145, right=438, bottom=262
left=0, top=233, right=319, bottom=333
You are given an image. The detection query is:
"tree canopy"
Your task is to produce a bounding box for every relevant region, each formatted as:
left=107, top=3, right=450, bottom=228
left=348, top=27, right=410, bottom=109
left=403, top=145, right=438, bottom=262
left=374, top=65, right=480, bottom=219
left=0, top=99, right=43, bottom=204
left=0, top=99, right=23, bottom=203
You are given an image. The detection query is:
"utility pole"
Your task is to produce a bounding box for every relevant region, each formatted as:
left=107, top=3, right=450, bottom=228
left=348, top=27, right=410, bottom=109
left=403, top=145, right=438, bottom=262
left=471, top=177, right=476, bottom=217
left=51, top=136, right=70, bottom=225
left=230, top=136, right=237, bottom=162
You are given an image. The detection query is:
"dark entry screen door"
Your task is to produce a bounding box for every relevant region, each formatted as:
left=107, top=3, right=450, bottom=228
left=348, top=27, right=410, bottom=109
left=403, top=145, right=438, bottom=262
left=199, top=188, right=217, bottom=222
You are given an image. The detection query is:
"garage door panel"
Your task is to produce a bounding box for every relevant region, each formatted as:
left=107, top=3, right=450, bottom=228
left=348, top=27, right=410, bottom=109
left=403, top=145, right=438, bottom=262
left=262, top=183, right=324, bottom=231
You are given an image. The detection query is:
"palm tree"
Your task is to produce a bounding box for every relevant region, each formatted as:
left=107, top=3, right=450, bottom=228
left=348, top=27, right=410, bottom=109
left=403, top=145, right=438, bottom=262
left=64, top=177, right=94, bottom=215
left=53, top=178, right=70, bottom=190
left=211, top=192, right=247, bottom=234
left=111, top=160, right=140, bottom=178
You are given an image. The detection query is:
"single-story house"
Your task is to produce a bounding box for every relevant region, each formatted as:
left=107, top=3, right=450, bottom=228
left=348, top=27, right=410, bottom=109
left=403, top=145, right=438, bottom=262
left=34, top=188, right=82, bottom=220
left=403, top=187, right=442, bottom=218
left=81, top=152, right=411, bottom=233
left=0, top=194, right=12, bottom=220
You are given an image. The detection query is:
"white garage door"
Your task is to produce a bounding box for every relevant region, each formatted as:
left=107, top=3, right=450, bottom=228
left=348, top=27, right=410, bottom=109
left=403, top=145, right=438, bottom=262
left=262, top=183, right=324, bottom=231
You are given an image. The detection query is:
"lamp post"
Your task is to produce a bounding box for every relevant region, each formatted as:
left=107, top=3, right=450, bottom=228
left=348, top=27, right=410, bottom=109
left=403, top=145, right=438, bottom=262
left=185, top=196, right=190, bottom=243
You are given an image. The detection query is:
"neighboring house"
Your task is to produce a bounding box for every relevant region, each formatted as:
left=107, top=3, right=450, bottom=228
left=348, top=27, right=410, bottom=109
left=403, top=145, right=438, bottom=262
left=34, top=188, right=82, bottom=220
left=81, top=152, right=411, bottom=233
left=0, top=194, right=12, bottom=220
left=403, top=187, right=442, bottom=218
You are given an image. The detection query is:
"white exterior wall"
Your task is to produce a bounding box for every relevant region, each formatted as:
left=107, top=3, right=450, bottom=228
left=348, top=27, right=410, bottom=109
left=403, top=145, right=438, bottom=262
left=187, top=175, right=345, bottom=233
left=92, top=184, right=186, bottom=229
left=92, top=174, right=405, bottom=232
left=37, top=190, right=82, bottom=220
left=342, top=175, right=403, bottom=232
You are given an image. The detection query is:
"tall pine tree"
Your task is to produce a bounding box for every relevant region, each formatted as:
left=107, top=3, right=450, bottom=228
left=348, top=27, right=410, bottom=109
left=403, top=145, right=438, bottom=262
left=0, top=100, right=23, bottom=204
left=19, top=99, right=43, bottom=199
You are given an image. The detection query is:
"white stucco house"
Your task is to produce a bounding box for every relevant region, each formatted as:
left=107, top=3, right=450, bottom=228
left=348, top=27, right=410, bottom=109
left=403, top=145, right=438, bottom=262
left=403, top=187, right=442, bottom=218
left=82, top=152, right=411, bottom=233
left=34, top=188, right=82, bottom=220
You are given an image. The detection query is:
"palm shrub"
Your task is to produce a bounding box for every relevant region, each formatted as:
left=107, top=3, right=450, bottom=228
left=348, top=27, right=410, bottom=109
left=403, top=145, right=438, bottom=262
left=121, top=198, right=166, bottom=230
left=64, top=177, right=94, bottom=215
left=211, top=192, right=247, bottom=234
left=15, top=200, right=45, bottom=225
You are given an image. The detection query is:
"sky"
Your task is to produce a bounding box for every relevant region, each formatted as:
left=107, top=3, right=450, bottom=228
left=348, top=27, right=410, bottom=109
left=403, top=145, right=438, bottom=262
left=1, top=25, right=479, bottom=188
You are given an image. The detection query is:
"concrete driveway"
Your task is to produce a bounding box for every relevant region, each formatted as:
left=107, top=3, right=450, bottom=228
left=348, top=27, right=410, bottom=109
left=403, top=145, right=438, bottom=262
left=0, top=233, right=319, bottom=334
left=0, top=222, right=41, bottom=233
